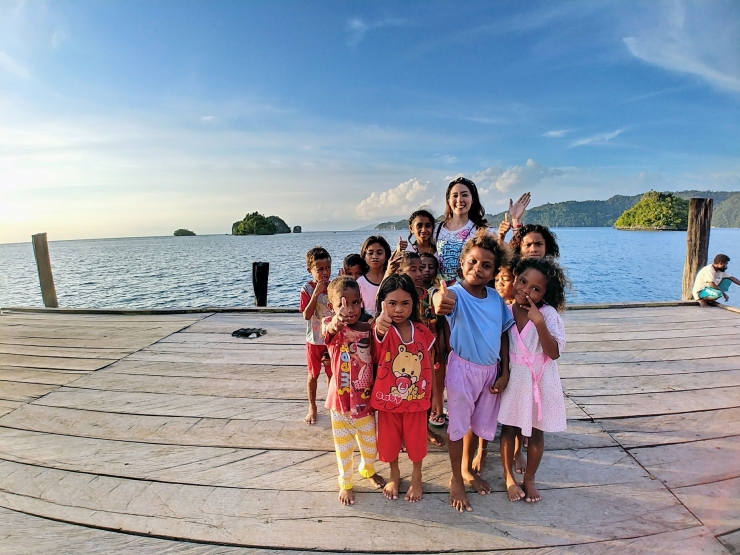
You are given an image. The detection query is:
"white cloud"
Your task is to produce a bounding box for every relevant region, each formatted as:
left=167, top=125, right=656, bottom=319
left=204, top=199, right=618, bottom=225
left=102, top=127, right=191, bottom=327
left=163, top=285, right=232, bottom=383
left=470, top=159, right=564, bottom=194
left=569, top=129, right=623, bottom=148
left=200, top=115, right=216, bottom=123
left=0, top=51, right=30, bottom=79
left=623, top=1, right=740, bottom=93
left=345, top=17, right=405, bottom=47
left=542, top=129, right=570, bottom=138
left=355, top=179, right=434, bottom=219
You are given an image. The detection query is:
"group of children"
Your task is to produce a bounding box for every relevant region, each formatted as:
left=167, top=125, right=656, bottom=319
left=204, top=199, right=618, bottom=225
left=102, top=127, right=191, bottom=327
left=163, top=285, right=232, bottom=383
left=299, top=195, right=569, bottom=511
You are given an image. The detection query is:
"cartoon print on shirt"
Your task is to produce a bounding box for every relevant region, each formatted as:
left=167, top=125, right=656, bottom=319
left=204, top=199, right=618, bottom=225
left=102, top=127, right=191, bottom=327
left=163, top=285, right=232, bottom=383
left=350, top=337, right=373, bottom=399
left=390, top=345, right=426, bottom=401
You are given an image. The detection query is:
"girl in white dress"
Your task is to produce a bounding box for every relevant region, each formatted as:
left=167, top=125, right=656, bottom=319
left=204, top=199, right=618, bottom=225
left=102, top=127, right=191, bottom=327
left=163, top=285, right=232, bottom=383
left=498, top=257, right=569, bottom=504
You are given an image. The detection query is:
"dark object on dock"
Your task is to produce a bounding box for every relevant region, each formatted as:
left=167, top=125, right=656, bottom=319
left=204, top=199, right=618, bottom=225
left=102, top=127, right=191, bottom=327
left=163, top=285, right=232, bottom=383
left=293, top=226, right=301, bottom=233
left=681, top=198, right=713, bottom=300
left=252, top=262, right=269, bottom=306
left=32, top=233, right=59, bottom=308
left=231, top=327, right=267, bottom=339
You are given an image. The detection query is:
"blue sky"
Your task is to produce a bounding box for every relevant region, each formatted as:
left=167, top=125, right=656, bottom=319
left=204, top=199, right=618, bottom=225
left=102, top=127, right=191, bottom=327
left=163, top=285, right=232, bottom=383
left=1, top=0, right=739, bottom=242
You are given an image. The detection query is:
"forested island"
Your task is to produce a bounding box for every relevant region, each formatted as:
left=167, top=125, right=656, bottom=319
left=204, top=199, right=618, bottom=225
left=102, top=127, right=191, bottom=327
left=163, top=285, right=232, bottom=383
left=614, top=191, right=689, bottom=230
left=374, top=190, right=740, bottom=230
left=232, top=212, right=292, bottom=235
left=173, top=228, right=196, bottom=236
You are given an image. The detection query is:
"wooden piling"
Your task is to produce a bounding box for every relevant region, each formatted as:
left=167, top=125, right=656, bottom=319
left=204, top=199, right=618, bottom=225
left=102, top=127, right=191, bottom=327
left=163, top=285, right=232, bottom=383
left=681, top=198, right=713, bottom=300
left=31, top=233, right=59, bottom=308
left=252, top=262, right=269, bottom=306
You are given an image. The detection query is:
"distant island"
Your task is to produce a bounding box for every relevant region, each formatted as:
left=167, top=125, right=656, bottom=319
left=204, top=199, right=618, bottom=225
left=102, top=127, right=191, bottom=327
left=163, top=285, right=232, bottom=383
left=374, top=190, right=740, bottom=230
left=232, top=212, right=292, bottom=235
left=173, top=228, right=196, bottom=236
left=614, top=191, right=689, bottom=230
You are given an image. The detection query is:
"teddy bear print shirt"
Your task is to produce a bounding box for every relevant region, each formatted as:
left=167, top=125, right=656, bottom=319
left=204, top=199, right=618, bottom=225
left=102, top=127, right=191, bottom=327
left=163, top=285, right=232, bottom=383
left=371, top=322, right=435, bottom=413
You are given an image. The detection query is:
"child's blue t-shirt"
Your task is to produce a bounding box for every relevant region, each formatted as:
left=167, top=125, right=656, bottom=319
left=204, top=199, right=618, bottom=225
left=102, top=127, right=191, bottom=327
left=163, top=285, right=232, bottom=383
left=446, top=282, right=515, bottom=366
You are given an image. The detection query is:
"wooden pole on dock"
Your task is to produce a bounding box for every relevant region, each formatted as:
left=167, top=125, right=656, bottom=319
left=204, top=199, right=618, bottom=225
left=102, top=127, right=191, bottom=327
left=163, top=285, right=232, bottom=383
left=31, top=233, right=59, bottom=308
left=682, top=198, right=713, bottom=300
left=252, top=262, right=269, bottom=306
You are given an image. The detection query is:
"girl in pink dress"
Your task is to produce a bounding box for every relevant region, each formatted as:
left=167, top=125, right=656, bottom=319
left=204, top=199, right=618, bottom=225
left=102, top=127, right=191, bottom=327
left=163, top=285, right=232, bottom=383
left=498, top=257, right=569, bottom=504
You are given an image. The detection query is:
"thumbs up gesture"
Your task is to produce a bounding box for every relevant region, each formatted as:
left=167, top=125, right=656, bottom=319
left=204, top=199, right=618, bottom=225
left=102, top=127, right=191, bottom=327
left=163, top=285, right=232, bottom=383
left=497, top=212, right=511, bottom=240
left=397, top=235, right=408, bottom=252
left=432, top=281, right=456, bottom=316
left=329, top=297, right=349, bottom=334
left=375, top=300, right=393, bottom=337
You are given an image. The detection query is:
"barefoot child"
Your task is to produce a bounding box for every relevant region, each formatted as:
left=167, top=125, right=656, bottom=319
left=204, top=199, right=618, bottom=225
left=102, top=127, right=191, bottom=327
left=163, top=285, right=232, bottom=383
left=433, top=229, right=513, bottom=512
left=357, top=236, right=391, bottom=318
left=472, top=260, right=517, bottom=475
left=323, top=276, right=386, bottom=504
left=399, top=252, right=445, bottom=448
left=499, top=258, right=568, bottom=503
left=371, top=274, right=435, bottom=502
left=299, top=246, right=333, bottom=425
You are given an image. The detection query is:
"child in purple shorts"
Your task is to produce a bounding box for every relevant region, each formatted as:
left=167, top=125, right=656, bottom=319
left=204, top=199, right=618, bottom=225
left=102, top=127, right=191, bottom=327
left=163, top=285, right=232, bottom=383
left=433, top=229, right=513, bottom=513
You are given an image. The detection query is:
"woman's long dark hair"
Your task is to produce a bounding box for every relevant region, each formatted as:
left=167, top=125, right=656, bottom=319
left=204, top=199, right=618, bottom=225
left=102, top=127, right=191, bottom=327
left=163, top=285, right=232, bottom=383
left=442, top=177, right=487, bottom=229
left=375, top=273, right=421, bottom=323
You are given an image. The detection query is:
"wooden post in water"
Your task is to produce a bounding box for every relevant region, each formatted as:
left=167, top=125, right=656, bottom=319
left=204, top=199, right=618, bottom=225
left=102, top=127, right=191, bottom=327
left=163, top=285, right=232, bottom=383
left=31, top=233, right=59, bottom=308
left=252, top=262, right=269, bottom=306
left=682, top=198, right=713, bottom=300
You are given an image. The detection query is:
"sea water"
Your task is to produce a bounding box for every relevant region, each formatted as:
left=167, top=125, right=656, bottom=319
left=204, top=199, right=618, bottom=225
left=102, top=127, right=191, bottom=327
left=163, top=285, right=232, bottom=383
left=1, top=228, right=739, bottom=309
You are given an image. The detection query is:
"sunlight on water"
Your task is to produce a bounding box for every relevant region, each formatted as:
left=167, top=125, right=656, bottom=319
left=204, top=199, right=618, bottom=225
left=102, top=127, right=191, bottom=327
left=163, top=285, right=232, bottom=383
left=1, top=228, right=739, bottom=309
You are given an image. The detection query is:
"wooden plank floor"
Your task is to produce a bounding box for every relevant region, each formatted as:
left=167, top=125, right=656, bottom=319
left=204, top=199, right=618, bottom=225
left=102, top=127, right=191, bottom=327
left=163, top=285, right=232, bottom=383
left=0, top=306, right=738, bottom=554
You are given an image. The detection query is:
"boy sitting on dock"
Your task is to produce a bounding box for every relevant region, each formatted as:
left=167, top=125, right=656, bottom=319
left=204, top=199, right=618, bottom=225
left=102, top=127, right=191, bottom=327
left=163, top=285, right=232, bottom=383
left=693, top=254, right=740, bottom=307
left=300, top=246, right=333, bottom=424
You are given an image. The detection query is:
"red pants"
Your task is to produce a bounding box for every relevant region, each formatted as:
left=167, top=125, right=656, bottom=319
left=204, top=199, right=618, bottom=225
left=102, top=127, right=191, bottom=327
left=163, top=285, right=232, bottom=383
left=305, top=343, right=330, bottom=379
left=376, top=410, right=428, bottom=463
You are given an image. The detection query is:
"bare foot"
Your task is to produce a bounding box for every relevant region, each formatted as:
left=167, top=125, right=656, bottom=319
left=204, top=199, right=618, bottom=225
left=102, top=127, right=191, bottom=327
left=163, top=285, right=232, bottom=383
left=405, top=476, right=423, bottom=502
left=514, top=451, right=527, bottom=474
left=505, top=474, right=525, bottom=502
left=523, top=479, right=541, bottom=503
left=338, top=488, right=355, bottom=505
left=304, top=405, right=317, bottom=425
left=462, top=469, right=491, bottom=495
left=472, top=449, right=487, bottom=475
left=449, top=477, right=472, bottom=512
left=383, top=479, right=399, bottom=500
left=427, top=428, right=445, bottom=447
left=699, top=299, right=710, bottom=308
left=368, top=473, right=386, bottom=489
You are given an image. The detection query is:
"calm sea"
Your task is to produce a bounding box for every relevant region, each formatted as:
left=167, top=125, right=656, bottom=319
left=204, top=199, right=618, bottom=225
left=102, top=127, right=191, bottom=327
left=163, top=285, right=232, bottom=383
left=1, top=228, right=739, bottom=309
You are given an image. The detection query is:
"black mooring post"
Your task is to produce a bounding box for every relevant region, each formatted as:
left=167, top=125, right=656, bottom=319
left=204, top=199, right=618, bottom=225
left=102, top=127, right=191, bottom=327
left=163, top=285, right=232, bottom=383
left=252, top=262, right=269, bottom=306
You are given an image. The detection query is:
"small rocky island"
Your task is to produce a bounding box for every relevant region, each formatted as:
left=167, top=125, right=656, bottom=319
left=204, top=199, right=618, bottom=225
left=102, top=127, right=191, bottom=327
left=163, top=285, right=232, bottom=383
left=232, top=212, right=292, bottom=235
left=614, top=191, right=689, bottom=230
left=173, top=228, right=196, bottom=236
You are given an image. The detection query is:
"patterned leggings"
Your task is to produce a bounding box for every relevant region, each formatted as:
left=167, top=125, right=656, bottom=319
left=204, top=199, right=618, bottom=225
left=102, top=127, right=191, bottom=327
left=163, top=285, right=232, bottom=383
left=330, top=411, right=377, bottom=490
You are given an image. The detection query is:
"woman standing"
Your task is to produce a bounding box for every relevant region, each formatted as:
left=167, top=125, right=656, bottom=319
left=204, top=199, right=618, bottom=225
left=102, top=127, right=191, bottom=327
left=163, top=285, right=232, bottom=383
left=434, top=177, right=490, bottom=284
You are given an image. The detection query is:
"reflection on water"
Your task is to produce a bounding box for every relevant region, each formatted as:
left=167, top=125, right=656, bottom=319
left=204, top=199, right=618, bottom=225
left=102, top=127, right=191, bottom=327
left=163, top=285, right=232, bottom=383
left=1, top=228, right=739, bottom=309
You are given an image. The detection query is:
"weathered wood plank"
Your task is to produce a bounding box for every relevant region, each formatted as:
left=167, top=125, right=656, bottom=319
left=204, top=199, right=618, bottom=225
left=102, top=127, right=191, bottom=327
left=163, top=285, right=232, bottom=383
left=127, top=349, right=305, bottom=365
left=0, top=459, right=700, bottom=551
left=558, top=357, right=740, bottom=379
left=561, top=369, right=740, bottom=397
left=0, top=428, right=635, bottom=493
left=629, top=436, right=740, bottom=489
left=0, top=353, right=115, bottom=371
left=0, top=381, right=60, bottom=403
left=0, top=403, right=609, bottom=452
left=601, top=407, right=740, bottom=449
left=567, top=324, right=740, bottom=343
left=571, top=386, right=740, bottom=419
left=0, top=344, right=136, bottom=359
left=674, top=476, right=740, bottom=536
left=567, top=335, right=740, bottom=353
left=0, top=367, right=85, bottom=386
left=559, top=344, right=740, bottom=365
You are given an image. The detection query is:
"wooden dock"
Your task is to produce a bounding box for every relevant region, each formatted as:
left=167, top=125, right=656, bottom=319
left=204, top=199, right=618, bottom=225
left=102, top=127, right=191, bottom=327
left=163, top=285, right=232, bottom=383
left=0, top=305, right=738, bottom=554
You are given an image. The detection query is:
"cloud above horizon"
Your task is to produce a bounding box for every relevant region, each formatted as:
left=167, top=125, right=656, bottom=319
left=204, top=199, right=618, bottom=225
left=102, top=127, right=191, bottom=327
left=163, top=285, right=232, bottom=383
left=355, top=179, right=434, bottom=220
left=623, top=1, right=740, bottom=93
left=569, top=129, right=623, bottom=148
left=345, top=17, right=406, bottom=47
left=468, top=159, right=564, bottom=194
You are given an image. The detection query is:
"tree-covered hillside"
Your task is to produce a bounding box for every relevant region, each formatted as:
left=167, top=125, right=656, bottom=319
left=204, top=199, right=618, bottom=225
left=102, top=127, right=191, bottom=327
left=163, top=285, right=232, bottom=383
left=712, top=192, right=740, bottom=227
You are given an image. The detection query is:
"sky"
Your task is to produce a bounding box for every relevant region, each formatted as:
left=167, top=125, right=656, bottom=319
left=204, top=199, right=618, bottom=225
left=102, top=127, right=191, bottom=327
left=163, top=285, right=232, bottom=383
left=1, top=0, right=740, bottom=242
